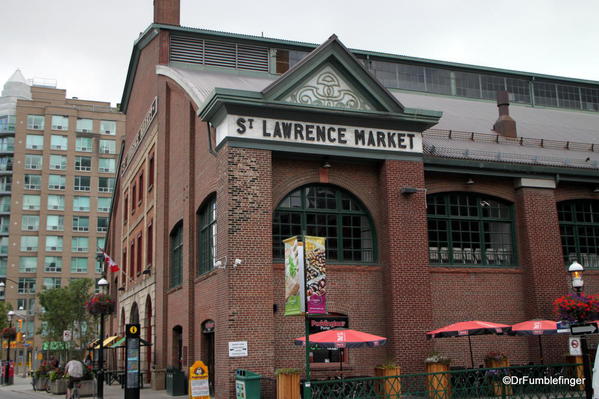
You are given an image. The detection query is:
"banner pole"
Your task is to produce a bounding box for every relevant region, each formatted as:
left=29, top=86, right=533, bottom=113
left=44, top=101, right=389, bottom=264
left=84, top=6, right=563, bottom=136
left=302, top=235, right=312, bottom=399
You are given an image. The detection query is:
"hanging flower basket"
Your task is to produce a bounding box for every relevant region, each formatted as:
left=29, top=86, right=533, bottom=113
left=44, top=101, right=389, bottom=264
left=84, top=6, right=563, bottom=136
left=1, top=327, right=17, bottom=339
left=85, top=293, right=115, bottom=315
left=553, top=293, right=599, bottom=323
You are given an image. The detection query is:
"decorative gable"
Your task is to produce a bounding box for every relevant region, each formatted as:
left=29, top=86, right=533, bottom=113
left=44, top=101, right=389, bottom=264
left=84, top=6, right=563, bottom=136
left=282, top=65, right=375, bottom=111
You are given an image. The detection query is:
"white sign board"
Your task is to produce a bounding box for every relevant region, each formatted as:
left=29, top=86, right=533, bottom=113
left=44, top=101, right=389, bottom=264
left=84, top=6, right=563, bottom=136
left=216, top=115, right=423, bottom=154
left=190, top=379, right=210, bottom=397
left=228, top=341, right=248, bottom=357
left=63, top=330, right=72, bottom=342
left=569, top=337, right=582, bottom=356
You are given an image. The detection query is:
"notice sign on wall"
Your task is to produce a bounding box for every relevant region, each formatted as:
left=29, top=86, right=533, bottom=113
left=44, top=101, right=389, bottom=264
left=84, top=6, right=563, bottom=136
left=569, top=337, right=582, bottom=356
left=228, top=341, right=248, bottom=357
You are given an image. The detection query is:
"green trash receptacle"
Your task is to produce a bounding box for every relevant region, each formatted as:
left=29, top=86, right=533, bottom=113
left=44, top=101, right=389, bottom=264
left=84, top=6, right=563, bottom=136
left=235, top=369, right=261, bottom=399
left=166, top=368, right=187, bottom=396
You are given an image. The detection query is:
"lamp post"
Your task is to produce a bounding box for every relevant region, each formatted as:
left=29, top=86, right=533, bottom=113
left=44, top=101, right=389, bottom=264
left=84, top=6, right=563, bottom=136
left=568, top=261, right=592, bottom=399
left=97, top=277, right=109, bottom=399
left=4, top=310, right=15, bottom=385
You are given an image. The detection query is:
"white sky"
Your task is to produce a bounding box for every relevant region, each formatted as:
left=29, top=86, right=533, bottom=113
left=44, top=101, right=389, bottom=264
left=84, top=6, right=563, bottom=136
left=2, top=0, right=598, bottom=107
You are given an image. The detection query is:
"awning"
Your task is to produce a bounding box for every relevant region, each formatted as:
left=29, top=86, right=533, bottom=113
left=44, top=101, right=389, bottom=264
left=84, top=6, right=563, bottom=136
left=110, top=337, right=152, bottom=348
left=94, top=336, right=119, bottom=349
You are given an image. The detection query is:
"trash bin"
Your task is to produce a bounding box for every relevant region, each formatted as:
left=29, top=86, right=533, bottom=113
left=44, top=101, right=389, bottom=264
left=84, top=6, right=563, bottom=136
left=235, top=369, right=261, bottom=399
left=166, top=368, right=187, bottom=396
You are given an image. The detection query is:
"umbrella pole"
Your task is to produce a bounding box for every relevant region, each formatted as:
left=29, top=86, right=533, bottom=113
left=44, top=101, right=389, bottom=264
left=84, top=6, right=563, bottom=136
left=340, top=348, right=343, bottom=378
left=538, top=336, right=544, bottom=364
left=468, top=336, right=474, bottom=368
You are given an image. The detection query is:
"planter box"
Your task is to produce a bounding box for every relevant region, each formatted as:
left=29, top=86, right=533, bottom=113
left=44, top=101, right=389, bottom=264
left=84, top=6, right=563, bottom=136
left=49, top=379, right=67, bottom=395
left=276, top=373, right=300, bottom=399
left=33, top=376, right=48, bottom=391
left=484, top=358, right=512, bottom=396
left=425, top=362, right=450, bottom=399
left=375, top=367, right=401, bottom=397
left=79, top=379, right=95, bottom=397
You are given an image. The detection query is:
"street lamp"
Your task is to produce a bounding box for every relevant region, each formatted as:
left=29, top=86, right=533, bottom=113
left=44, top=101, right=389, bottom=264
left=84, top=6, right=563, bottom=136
left=4, top=310, right=15, bottom=385
left=96, top=277, right=109, bottom=399
left=569, top=261, right=584, bottom=293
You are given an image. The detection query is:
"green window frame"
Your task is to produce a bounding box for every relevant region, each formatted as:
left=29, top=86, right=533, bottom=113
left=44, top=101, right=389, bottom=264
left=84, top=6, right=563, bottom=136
left=427, top=192, right=516, bottom=267
left=558, top=199, right=599, bottom=269
left=273, top=184, right=376, bottom=263
left=197, top=196, right=217, bottom=275
left=170, top=222, right=183, bottom=288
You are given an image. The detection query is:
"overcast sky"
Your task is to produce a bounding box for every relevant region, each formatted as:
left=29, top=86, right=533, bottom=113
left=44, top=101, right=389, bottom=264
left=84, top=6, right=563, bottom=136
left=2, top=0, right=598, bottom=107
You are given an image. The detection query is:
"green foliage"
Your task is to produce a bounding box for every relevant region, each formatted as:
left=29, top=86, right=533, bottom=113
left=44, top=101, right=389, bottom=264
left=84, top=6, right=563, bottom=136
left=275, top=368, right=302, bottom=375
left=0, top=301, right=13, bottom=331
left=38, top=278, right=96, bottom=352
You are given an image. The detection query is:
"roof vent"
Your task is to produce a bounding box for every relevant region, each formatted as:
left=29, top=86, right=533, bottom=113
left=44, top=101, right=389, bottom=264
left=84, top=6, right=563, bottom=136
left=493, top=90, right=517, bottom=138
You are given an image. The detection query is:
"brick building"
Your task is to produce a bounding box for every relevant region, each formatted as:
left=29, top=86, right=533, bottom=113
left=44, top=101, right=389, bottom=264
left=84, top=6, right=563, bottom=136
left=107, top=1, right=599, bottom=397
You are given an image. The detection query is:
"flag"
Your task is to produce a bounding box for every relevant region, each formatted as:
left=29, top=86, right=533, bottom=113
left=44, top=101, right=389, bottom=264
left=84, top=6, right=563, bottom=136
left=100, top=250, right=120, bottom=273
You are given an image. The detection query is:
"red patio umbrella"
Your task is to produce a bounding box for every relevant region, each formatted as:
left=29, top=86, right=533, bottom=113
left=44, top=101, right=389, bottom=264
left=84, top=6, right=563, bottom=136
left=295, top=328, right=387, bottom=374
left=426, top=321, right=510, bottom=368
left=508, top=320, right=561, bottom=364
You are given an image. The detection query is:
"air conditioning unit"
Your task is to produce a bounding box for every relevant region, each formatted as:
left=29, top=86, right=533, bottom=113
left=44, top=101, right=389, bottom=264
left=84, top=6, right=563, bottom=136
left=105, top=130, right=111, bottom=134
left=99, top=207, right=108, bottom=212
left=31, top=145, right=40, bottom=149
left=50, top=226, right=58, bottom=230
left=56, top=125, right=63, bottom=130
left=52, top=165, right=62, bottom=169
left=28, top=205, right=35, bottom=209
left=81, top=129, right=88, bottom=133
left=52, top=205, right=59, bottom=210
left=102, top=149, right=111, bottom=154
left=33, top=125, right=40, bottom=129
left=49, top=246, right=57, bottom=251
left=79, top=147, right=88, bottom=151
left=76, top=248, right=86, bottom=252
left=26, top=246, right=33, bottom=251
left=26, top=226, right=34, bottom=230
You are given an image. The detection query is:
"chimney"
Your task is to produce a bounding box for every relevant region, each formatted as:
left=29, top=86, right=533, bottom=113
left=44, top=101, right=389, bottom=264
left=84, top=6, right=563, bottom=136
left=492, top=90, right=517, bottom=138
left=154, top=0, right=180, bottom=26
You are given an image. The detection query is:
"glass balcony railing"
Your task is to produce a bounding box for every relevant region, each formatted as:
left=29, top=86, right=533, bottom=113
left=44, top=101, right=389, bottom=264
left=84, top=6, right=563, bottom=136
left=0, top=124, right=15, bottom=134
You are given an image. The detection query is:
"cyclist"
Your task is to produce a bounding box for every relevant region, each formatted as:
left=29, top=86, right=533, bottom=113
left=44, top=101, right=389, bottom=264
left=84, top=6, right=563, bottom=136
left=64, top=358, right=84, bottom=399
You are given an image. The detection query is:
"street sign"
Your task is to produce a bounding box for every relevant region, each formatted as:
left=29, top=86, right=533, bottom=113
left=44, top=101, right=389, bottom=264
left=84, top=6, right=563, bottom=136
left=570, top=322, right=598, bottom=335
left=569, top=337, right=582, bottom=356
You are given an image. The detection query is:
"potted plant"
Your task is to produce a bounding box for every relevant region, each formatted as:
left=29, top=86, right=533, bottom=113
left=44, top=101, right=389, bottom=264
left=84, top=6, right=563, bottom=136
left=32, top=365, right=50, bottom=391
left=48, top=369, right=67, bottom=394
left=553, top=293, right=599, bottom=323
left=85, top=293, right=115, bottom=315
left=424, top=353, right=451, bottom=399
left=375, top=360, right=401, bottom=397
left=275, top=368, right=301, bottom=399
left=484, top=352, right=511, bottom=395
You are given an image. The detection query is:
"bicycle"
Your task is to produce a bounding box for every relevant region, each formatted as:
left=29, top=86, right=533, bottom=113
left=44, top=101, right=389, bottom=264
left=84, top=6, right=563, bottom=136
left=66, top=379, right=81, bottom=399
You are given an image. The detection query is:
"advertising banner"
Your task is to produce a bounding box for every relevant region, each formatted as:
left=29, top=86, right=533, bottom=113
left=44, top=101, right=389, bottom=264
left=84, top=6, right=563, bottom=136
left=305, top=236, right=326, bottom=314
left=284, top=236, right=304, bottom=316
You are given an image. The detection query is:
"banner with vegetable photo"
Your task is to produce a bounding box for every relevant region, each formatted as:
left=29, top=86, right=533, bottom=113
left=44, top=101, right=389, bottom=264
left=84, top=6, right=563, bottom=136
left=305, top=235, right=326, bottom=314
left=284, top=236, right=305, bottom=316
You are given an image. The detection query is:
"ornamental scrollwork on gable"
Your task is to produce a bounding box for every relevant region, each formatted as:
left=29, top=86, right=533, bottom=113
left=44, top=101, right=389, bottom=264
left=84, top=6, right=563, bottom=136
left=283, top=66, right=374, bottom=111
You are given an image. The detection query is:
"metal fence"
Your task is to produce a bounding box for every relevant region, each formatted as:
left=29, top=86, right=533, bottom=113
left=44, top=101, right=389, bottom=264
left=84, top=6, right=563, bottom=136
left=310, top=363, right=585, bottom=399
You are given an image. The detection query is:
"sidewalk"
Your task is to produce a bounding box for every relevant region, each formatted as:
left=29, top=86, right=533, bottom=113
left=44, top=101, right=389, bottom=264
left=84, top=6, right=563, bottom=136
left=0, top=376, right=175, bottom=399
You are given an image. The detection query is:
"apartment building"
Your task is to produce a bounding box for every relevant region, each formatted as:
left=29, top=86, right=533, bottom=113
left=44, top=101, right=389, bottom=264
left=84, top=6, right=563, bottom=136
left=0, top=70, right=124, bottom=357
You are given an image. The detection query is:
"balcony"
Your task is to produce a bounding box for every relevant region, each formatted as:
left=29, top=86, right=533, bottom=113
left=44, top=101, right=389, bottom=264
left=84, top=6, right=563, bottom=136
left=0, top=124, right=15, bottom=134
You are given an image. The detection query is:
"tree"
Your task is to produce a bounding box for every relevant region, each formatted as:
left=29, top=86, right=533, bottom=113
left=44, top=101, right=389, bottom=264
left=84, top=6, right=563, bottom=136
left=0, top=300, right=13, bottom=331
left=38, top=278, right=97, bottom=359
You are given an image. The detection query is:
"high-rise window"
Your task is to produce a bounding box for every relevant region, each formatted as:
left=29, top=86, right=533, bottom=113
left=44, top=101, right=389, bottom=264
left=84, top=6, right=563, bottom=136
left=148, top=153, right=155, bottom=189
left=44, top=256, right=63, bottom=272
left=0, top=217, right=8, bottom=234
left=198, top=196, right=217, bottom=275
left=75, top=156, right=92, bottom=171
left=99, top=140, right=116, bottom=154
left=73, top=196, right=90, bottom=212
left=46, top=215, right=64, bottom=231
left=43, top=277, right=61, bottom=290
left=97, top=217, right=108, bottom=232
left=0, top=157, right=13, bottom=172
left=98, top=158, right=115, bottom=173
left=75, top=137, right=93, bottom=152
left=47, top=195, right=65, bottom=211
left=18, top=278, right=36, bottom=294
left=97, top=237, right=106, bottom=250
left=72, top=237, right=89, bottom=253
left=48, top=174, right=66, bottom=190
left=25, top=135, right=43, bottom=150
left=27, top=115, right=44, bottom=130
left=20, top=236, right=39, bottom=252
left=22, top=194, right=40, bottom=210
left=50, top=135, right=68, bottom=150
left=97, top=197, right=111, bottom=213
left=170, top=222, right=183, bottom=288
left=74, top=176, right=91, bottom=191
left=24, top=174, right=41, bottom=190
left=99, top=177, right=114, bottom=193
left=0, top=196, right=10, bottom=212
left=21, top=215, right=39, bottom=231
left=138, top=173, right=144, bottom=205
left=49, top=155, right=67, bottom=170
left=51, top=115, right=69, bottom=130
left=19, top=257, right=37, bottom=273
left=24, top=154, right=42, bottom=170
left=147, top=222, right=153, bottom=266
left=73, top=216, right=89, bottom=232
left=45, top=236, right=64, bottom=252
left=76, top=118, right=93, bottom=133
left=71, top=257, right=88, bottom=273
left=100, top=120, right=116, bottom=135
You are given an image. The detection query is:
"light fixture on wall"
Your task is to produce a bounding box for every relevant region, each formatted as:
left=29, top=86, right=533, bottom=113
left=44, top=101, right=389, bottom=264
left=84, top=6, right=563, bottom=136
left=593, top=187, right=599, bottom=193
left=213, top=256, right=227, bottom=269
left=321, top=159, right=331, bottom=169
left=466, top=178, right=475, bottom=185
left=233, top=258, right=243, bottom=268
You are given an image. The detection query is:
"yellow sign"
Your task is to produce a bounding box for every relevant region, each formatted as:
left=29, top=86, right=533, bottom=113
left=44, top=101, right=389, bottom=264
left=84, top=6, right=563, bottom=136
left=129, top=325, right=138, bottom=334
left=37, top=353, right=43, bottom=361
left=189, top=360, right=210, bottom=399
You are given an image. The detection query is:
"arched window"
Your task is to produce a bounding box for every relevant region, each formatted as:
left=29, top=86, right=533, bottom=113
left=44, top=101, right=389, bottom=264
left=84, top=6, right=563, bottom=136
left=273, top=184, right=375, bottom=263
left=197, top=195, right=217, bottom=275
left=427, top=192, right=516, bottom=266
left=169, top=222, right=183, bottom=288
left=558, top=199, right=599, bottom=268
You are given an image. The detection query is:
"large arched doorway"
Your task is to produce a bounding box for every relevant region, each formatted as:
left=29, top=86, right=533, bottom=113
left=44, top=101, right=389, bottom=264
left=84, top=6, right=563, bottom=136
left=172, top=325, right=183, bottom=370
left=201, top=320, right=215, bottom=395
left=145, top=296, right=152, bottom=382
left=130, top=302, right=140, bottom=324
